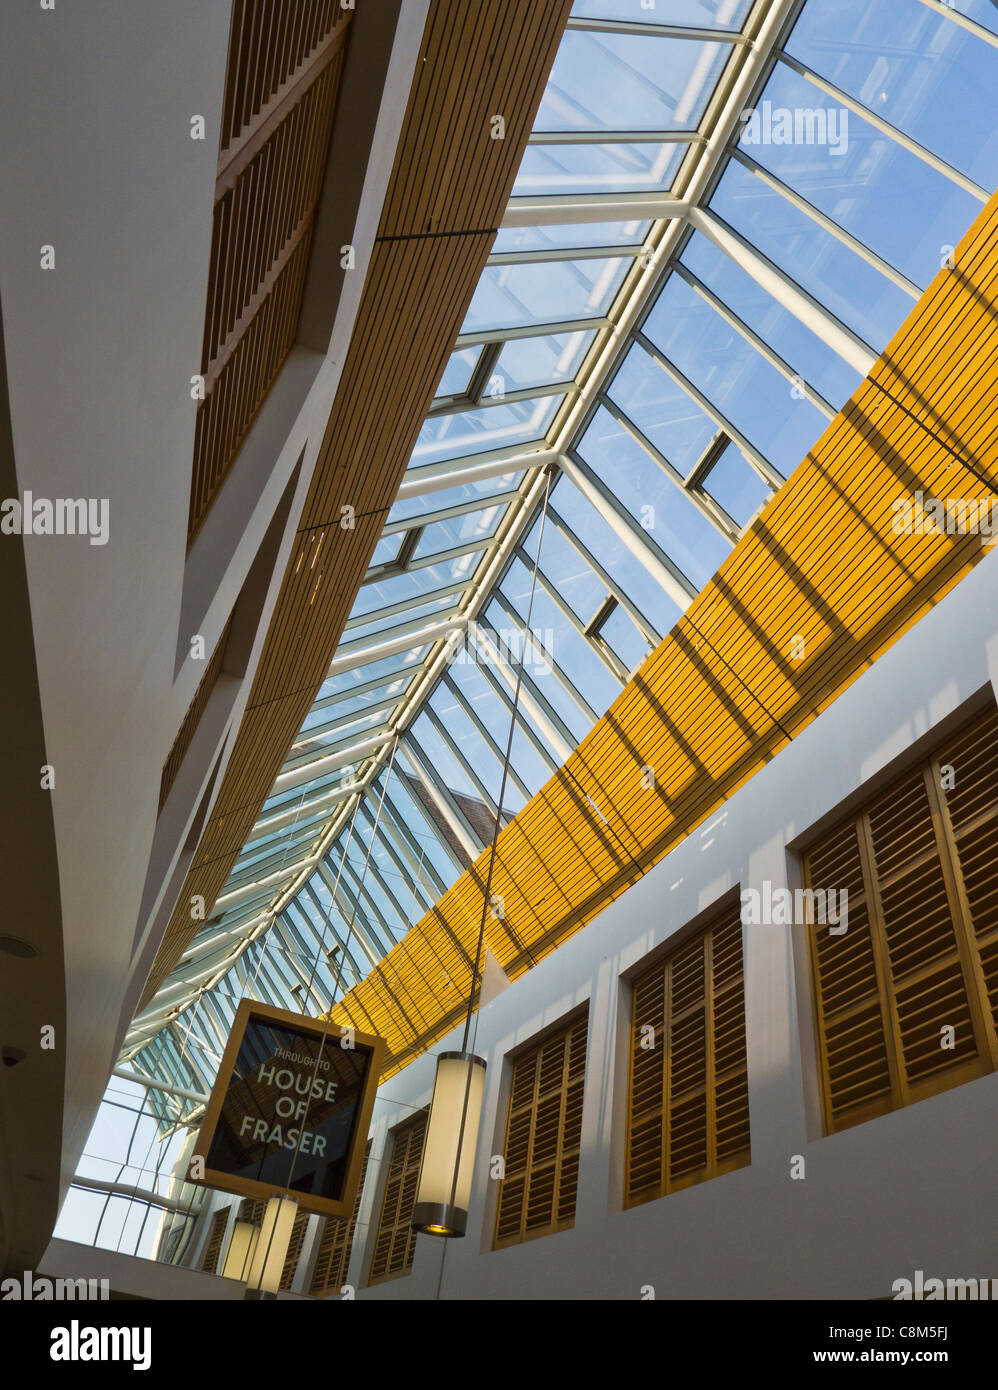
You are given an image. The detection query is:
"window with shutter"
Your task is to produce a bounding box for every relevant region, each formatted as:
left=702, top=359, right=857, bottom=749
left=804, top=703, right=998, bottom=1134
left=279, top=1208, right=310, bottom=1291
left=494, top=1011, right=588, bottom=1250
left=626, top=899, right=750, bottom=1209
left=368, top=1110, right=427, bottom=1285
left=310, top=1143, right=371, bottom=1297
left=200, top=1205, right=230, bottom=1273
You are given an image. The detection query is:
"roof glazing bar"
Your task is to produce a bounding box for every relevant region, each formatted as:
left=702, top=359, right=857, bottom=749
left=778, top=52, right=990, bottom=203
left=914, top=0, right=998, bottom=49
left=501, top=196, right=687, bottom=227
left=557, top=450, right=698, bottom=612
left=527, top=129, right=705, bottom=145
left=730, top=150, right=922, bottom=299
left=687, top=207, right=877, bottom=375
left=565, top=16, right=750, bottom=42
left=396, top=448, right=557, bottom=500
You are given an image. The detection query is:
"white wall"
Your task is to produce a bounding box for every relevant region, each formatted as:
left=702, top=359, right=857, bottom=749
left=343, top=544, right=998, bottom=1301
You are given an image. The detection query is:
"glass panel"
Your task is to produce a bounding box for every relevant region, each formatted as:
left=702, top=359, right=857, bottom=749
left=408, top=717, right=485, bottom=807
left=700, top=441, right=771, bottom=529
left=491, top=220, right=650, bottom=254
left=389, top=473, right=522, bottom=528
left=428, top=685, right=526, bottom=813
left=513, top=141, right=688, bottom=196
left=679, top=231, right=863, bottom=409
left=710, top=158, right=915, bottom=352
left=785, top=0, right=998, bottom=190
left=497, top=564, right=620, bottom=725
left=741, top=62, right=982, bottom=291
left=340, top=591, right=459, bottom=646
left=948, top=0, right=998, bottom=36
left=608, top=339, right=717, bottom=473
left=575, top=403, right=732, bottom=589
left=569, top=0, right=752, bottom=28
left=313, top=650, right=432, bottom=703
left=550, top=477, right=683, bottom=637
left=410, top=396, right=563, bottom=468
left=301, top=674, right=413, bottom=730
left=445, top=653, right=552, bottom=795
left=527, top=515, right=610, bottom=629
left=492, top=332, right=595, bottom=393
left=599, top=602, right=650, bottom=674
left=435, top=346, right=479, bottom=397
left=462, top=259, right=630, bottom=332
left=383, top=774, right=464, bottom=888
left=367, top=534, right=403, bottom=568
left=411, top=505, right=509, bottom=560
left=644, top=273, right=827, bottom=479
left=537, top=31, right=727, bottom=131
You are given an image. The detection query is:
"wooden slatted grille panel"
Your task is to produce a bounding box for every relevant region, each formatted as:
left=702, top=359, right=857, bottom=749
left=804, top=703, right=998, bottom=1134
left=368, top=1111, right=427, bottom=1285
left=494, top=1012, right=587, bottom=1249
left=158, top=617, right=232, bottom=814
left=219, top=0, right=349, bottom=158
left=308, top=189, right=998, bottom=1087
left=188, top=4, right=351, bottom=543
left=310, top=1143, right=370, bottom=1297
left=142, top=0, right=574, bottom=1011
left=200, top=1205, right=230, bottom=1273
left=627, top=901, right=750, bottom=1208
left=279, top=1208, right=310, bottom=1291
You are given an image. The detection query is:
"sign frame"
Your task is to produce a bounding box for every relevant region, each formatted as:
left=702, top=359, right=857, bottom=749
left=192, top=999, right=385, bottom=1220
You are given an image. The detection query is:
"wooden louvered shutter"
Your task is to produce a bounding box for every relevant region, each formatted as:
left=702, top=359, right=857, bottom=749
left=200, top=1205, right=230, bottom=1273
left=278, top=1208, right=310, bottom=1291
left=368, top=1111, right=427, bottom=1285
left=494, top=1012, right=588, bottom=1249
left=626, top=900, right=750, bottom=1208
left=938, top=707, right=998, bottom=1043
left=805, top=704, right=998, bottom=1133
left=310, top=1144, right=371, bottom=1297
left=239, top=1197, right=266, bottom=1224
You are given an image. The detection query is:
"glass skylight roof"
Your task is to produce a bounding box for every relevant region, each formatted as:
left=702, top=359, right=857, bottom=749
left=117, top=0, right=998, bottom=1123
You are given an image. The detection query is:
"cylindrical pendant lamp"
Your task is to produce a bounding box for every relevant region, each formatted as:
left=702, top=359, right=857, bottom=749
left=411, top=1051, right=486, bottom=1237
left=246, top=1194, right=298, bottom=1294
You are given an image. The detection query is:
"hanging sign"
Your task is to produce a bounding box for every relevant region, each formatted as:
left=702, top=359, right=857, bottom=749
left=192, top=1000, right=384, bottom=1219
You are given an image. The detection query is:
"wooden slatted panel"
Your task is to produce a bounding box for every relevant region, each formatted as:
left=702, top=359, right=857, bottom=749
left=310, top=1143, right=370, bottom=1297
left=940, top=708, right=998, bottom=1032
left=805, top=703, right=998, bottom=1134
left=494, top=1012, right=587, bottom=1248
left=141, top=0, right=573, bottom=1010
left=158, top=617, right=233, bottom=814
left=303, top=189, right=998, bottom=1087
left=626, top=901, right=749, bottom=1208
left=219, top=0, right=349, bottom=160
left=279, top=1208, right=310, bottom=1291
left=368, top=1111, right=427, bottom=1285
left=200, top=1204, right=230, bottom=1273
left=190, top=16, right=348, bottom=543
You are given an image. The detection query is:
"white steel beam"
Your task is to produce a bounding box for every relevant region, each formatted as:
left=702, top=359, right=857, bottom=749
left=687, top=206, right=877, bottom=376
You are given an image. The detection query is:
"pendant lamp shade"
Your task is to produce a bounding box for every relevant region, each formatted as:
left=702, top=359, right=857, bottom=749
left=412, top=1051, right=486, bottom=1237
left=246, top=1194, right=298, bottom=1293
